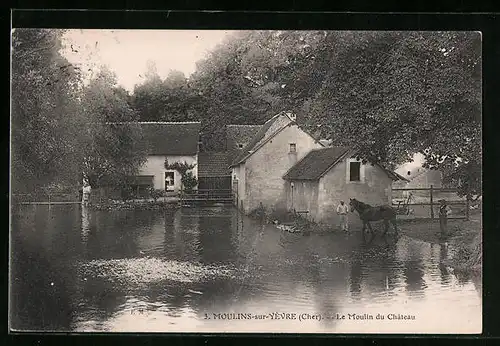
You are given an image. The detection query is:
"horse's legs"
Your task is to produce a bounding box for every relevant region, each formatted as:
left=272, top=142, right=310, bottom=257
left=362, top=221, right=367, bottom=233
left=366, top=222, right=374, bottom=234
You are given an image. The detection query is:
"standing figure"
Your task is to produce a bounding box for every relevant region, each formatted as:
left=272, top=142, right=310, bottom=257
left=336, top=200, right=349, bottom=232
left=78, top=183, right=83, bottom=202
left=82, top=180, right=92, bottom=207
left=438, top=199, right=452, bottom=235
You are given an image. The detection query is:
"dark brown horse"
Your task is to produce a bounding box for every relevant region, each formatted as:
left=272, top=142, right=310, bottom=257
left=349, top=198, right=399, bottom=236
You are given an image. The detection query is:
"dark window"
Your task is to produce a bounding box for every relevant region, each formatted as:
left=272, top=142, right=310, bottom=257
left=237, top=143, right=244, bottom=149
left=165, top=171, right=175, bottom=191
left=350, top=162, right=361, bottom=181
left=289, top=143, right=297, bottom=153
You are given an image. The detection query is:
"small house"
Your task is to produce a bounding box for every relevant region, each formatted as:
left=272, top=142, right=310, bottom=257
left=131, top=121, right=201, bottom=194
left=283, top=147, right=405, bottom=227
left=393, top=166, right=445, bottom=199
left=230, top=111, right=324, bottom=213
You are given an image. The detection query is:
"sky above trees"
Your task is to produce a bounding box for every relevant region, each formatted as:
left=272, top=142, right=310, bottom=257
left=61, top=29, right=234, bottom=92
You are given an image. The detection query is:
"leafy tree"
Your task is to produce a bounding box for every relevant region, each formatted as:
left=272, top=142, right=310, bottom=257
left=132, top=68, right=200, bottom=123
left=305, top=31, right=481, bottom=197
left=80, top=68, right=148, bottom=188
left=11, top=29, right=83, bottom=193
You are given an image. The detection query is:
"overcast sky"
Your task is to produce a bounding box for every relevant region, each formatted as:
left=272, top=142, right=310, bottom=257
left=62, top=29, right=234, bottom=92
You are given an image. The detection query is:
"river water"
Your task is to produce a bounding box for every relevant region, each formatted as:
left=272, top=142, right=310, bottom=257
left=10, top=205, right=481, bottom=334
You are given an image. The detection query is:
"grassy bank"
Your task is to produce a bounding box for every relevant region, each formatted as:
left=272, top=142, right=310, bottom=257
left=399, top=214, right=482, bottom=273
left=90, top=198, right=179, bottom=211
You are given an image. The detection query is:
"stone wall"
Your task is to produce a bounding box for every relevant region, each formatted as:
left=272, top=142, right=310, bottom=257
left=244, top=124, right=322, bottom=213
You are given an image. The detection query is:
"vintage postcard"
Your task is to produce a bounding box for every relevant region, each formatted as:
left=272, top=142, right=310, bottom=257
left=10, top=27, right=482, bottom=334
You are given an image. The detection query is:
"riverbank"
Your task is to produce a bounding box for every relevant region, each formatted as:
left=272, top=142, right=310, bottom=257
left=399, top=214, right=482, bottom=273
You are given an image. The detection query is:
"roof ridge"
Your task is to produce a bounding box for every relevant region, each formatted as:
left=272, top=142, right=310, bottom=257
left=138, top=121, right=201, bottom=124
left=309, top=145, right=349, bottom=152
left=227, top=124, right=262, bottom=127
left=105, top=121, right=201, bottom=125
left=263, top=111, right=286, bottom=125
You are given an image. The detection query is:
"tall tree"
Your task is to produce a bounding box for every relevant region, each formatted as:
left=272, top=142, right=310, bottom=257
left=132, top=69, right=200, bottom=123
left=306, top=31, right=481, bottom=196
left=11, top=29, right=83, bottom=192
left=80, top=67, right=148, bottom=188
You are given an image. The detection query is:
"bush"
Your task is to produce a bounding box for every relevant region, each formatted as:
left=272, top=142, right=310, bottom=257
left=148, top=188, right=165, bottom=202
left=120, top=185, right=135, bottom=201
left=181, top=171, right=198, bottom=193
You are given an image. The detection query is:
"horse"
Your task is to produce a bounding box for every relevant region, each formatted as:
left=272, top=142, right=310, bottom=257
left=349, top=198, right=399, bottom=236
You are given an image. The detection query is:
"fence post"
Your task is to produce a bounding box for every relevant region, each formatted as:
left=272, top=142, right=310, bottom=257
left=465, top=190, right=470, bottom=221
left=430, top=185, right=434, bottom=220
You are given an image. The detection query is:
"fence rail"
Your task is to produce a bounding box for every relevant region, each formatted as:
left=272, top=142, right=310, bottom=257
left=392, top=185, right=470, bottom=221
left=179, top=189, right=234, bottom=204
left=12, top=190, right=80, bottom=205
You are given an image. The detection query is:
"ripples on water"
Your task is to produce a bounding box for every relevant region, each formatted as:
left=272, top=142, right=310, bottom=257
left=10, top=205, right=481, bottom=333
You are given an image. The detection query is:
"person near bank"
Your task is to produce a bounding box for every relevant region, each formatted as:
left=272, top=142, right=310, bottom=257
left=438, top=199, right=452, bottom=235
left=336, top=200, right=349, bottom=232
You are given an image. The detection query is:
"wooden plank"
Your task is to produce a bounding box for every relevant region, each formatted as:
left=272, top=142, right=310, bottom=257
left=19, top=201, right=81, bottom=205
left=392, top=201, right=467, bottom=206
left=396, top=216, right=467, bottom=220
left=392, top=187, right=458, bottom=192
left=392, top=187, right=459, bottom=192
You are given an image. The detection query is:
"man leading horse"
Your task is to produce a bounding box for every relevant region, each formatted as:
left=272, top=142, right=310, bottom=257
left=349, top=198, right=399, bottom=236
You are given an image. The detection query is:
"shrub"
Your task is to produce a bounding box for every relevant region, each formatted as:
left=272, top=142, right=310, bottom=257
left=181, top=171, right=198, bottom=193
left=148, top=188, right=165, bottom=202
left=120, top=185, right=135, bottom=201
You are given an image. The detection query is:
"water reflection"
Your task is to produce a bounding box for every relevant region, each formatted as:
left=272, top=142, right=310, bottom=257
left=10, top=205, right=482, bottom=333
left=81, top=206, right=91, bottom=253
left=438, top=243, right=452, bottom=285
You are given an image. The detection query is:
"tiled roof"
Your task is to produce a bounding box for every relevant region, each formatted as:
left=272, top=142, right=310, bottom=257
left=283, top=147, right=351, bottom=180
left=198, top=152, right=231, bottom=177
left=230, top=112, right=293, bottom=166
left=283, top=146, right=408, bottom=181
left=226, top=125, right=262, bottom=149
left=226, top=124, right=262, bottom=162
left=108, top=122, right=201, bottom=156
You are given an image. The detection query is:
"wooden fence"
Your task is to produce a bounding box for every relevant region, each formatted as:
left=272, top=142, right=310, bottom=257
left=12, top=187, right=80, bottom=205
left=179, top=189, right=234, bottom=205
left=392, top=185, right=470, bottom=221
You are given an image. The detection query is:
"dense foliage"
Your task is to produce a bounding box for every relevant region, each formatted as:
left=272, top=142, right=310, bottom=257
left=11, top=29, right=148, bottom=194
left=11, top=29, right=481, bottom=198
left=11, top=29, right=82, bottom=192
left=131, top=30, right=481, bottom=197
left=80, top=67, right=148, bottom=188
